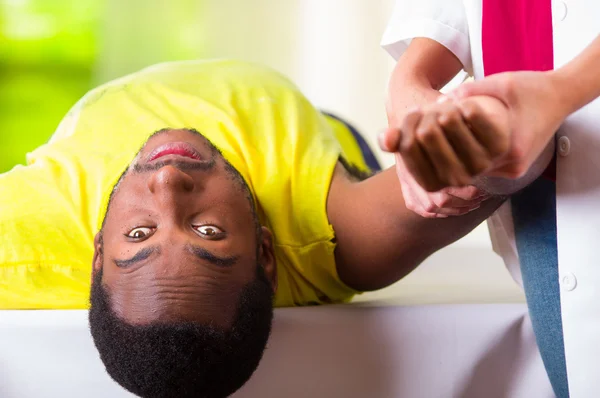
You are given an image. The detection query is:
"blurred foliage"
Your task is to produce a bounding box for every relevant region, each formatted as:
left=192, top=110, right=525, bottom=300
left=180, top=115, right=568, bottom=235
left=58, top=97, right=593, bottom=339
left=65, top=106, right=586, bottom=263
left=0, top=0, right=100, bottom=172
left=0, top=0, right=208, bottom=173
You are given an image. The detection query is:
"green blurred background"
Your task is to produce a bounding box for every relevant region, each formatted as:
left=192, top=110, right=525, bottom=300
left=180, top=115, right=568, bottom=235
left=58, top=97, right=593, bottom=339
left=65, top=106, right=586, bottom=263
left=0, top=0, right=207, bottom=172
left=0, top=0, right=395, bottom=173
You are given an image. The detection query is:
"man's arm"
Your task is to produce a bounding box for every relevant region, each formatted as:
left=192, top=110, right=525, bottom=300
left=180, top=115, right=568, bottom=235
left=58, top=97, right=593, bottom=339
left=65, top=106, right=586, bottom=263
left=327, top=163, right=504, bottom=291
left=327, top=38, right=506, bottom=290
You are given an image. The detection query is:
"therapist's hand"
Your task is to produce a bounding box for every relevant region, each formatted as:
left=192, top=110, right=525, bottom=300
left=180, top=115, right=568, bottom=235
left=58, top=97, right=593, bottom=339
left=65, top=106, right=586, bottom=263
left=451, top=71, right=568, bottom=179
left=388, top=153, right=488, bottom=218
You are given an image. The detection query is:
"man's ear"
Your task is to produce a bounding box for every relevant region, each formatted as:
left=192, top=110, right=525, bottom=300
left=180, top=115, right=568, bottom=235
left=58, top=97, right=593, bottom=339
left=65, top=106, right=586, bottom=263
left=258, top=227, right=277, bottom=292
left=92, top=232, right=103, bottom=278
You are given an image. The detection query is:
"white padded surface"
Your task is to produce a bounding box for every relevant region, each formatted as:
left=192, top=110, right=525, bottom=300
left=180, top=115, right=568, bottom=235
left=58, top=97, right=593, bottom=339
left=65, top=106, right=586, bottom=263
left=0, top=304, right=553, bottom=398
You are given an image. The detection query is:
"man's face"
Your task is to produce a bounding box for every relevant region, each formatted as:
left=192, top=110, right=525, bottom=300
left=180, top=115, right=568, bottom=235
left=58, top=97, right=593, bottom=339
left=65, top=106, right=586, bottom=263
left=94, top=129, right=275, bottom=327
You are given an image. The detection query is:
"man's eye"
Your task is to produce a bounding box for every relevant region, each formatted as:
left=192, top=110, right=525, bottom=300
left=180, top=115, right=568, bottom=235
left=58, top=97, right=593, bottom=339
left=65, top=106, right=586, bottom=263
left=126, top=227, right=153, bottom=239
left=193, top=225, right=224, bottom=238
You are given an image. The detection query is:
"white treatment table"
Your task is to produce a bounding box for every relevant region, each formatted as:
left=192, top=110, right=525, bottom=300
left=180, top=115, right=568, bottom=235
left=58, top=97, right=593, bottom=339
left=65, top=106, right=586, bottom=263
left=0, top=303, right=553, bottom=398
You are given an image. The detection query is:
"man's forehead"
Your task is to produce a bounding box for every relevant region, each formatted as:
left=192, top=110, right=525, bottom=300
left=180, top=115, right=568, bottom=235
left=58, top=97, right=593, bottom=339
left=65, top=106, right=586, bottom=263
left=106, top=252, right=241, bottom=327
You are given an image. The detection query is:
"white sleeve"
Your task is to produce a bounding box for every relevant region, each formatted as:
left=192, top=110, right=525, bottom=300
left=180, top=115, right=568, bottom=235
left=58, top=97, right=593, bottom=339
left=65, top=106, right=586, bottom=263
left=381, top=0, right=473, bottom=75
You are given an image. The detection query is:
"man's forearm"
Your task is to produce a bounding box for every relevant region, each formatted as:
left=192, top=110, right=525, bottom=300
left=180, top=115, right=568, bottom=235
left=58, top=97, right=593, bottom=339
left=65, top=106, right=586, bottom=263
left=330, top=166, right=505, bottom=291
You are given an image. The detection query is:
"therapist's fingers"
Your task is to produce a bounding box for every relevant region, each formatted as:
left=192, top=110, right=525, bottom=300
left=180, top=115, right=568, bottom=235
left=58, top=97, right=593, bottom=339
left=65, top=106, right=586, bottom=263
left=435, top=192, right=486, bottom=208
left=408, top=183, right=482, bottom=216
left=396, top=156, right=481, bottom=217
left=442, top=185, right=490, bottom=201
left=451, top=75, right=509, bottom=102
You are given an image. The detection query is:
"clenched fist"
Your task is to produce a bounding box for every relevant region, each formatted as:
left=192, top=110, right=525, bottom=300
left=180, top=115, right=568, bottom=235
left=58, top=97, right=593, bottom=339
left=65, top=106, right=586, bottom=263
left=381, top=95, right=511, bottom=192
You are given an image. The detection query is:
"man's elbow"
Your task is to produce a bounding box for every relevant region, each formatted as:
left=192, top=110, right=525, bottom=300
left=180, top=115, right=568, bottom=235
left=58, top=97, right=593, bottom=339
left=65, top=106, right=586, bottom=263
left=338, top=250, right=432, bottom=293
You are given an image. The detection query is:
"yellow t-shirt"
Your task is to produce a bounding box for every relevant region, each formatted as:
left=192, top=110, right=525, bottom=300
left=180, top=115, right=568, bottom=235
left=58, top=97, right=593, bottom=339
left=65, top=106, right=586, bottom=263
left=0, top=60, right=371, bottom=309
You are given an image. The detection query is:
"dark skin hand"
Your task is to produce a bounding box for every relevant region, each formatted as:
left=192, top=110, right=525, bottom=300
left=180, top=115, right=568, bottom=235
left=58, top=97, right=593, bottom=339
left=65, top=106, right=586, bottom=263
left=383, top=95, right=511, bottom=192
left=381, top=37, right=493, bottom=218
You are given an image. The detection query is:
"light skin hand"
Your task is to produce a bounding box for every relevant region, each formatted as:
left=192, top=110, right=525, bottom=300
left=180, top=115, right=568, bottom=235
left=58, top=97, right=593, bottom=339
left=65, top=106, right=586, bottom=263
left=450, top=35, right=600, bottom=182
left=450, top=72, right=565, bottom=179
left=380, top=139, right=488, bottom=218
left=383, top=38, right=489, bottom=218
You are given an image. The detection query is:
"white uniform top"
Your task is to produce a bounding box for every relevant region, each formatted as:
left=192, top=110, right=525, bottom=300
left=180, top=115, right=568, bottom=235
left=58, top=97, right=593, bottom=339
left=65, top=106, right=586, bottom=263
left=382, top=1, right=600, bottom=396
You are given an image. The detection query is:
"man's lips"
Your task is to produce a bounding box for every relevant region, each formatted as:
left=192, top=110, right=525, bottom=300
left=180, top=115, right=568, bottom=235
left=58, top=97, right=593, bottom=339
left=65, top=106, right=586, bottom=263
left=147, top=142, right=203, bottom=162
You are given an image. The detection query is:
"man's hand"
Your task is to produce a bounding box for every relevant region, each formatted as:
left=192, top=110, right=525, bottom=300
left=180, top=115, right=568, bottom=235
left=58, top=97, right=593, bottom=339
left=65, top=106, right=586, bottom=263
left=381, top=95, right=511, bottom=192
left=451, top=71, right=568, bottom=179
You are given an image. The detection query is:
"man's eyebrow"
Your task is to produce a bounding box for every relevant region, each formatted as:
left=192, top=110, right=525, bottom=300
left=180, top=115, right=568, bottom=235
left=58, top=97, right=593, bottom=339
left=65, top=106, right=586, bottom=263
left=186, top=244, right=239, bottom=267
left=113, top=246, right=160, bottom=268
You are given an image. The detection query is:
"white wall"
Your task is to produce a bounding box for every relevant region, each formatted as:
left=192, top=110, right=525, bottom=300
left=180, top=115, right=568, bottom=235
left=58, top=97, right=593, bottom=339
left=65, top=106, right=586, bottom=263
left=199, top=0, right=394, bottom=165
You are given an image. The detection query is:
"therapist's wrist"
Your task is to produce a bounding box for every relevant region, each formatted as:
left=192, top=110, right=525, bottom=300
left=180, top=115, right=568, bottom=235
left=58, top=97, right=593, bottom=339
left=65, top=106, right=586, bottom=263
left=548, top=35, right=600, bottom=117
left=545, top=65, right=596, bottom=119
left=548, top=67, right=588, bottom=118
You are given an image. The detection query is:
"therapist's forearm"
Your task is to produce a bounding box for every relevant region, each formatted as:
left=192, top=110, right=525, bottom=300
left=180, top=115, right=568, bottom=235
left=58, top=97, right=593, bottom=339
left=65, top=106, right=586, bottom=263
left=386, top=63, right=443, bottom=128
left=551, top=35, right=600, bottom=116
left=386, top=38, right=463, bottom=127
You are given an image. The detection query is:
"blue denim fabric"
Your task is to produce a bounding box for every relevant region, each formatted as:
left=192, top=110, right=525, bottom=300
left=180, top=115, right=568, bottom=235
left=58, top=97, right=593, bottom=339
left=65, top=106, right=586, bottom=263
left=511, top=176, right=569, bottom=397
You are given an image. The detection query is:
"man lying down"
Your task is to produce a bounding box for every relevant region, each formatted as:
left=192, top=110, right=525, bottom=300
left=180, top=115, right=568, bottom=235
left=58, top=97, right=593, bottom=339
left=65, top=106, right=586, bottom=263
left=0, top=60, right=504, bottom=397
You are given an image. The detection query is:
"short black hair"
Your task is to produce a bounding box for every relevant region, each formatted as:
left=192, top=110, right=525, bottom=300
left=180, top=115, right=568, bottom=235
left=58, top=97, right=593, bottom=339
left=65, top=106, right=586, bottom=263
left=91, top=127, right=273, bottom=397
left=89, top=264, right=274, bottom=398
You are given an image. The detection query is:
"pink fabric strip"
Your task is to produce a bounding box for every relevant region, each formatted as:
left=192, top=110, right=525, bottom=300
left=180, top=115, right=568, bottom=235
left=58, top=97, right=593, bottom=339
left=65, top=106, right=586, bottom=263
left=482, top=0, right=556, bottom=179
left=482, top=0, right=554, bottom=74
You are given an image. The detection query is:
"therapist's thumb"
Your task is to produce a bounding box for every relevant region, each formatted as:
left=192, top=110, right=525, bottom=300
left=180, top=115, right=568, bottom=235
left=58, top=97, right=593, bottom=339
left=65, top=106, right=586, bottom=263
left=451, top=77, right=505, bottom=101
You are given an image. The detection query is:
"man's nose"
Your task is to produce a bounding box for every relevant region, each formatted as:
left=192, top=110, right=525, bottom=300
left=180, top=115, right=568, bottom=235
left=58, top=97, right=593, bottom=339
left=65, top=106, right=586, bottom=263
left=147, top=165, right=195, bottom=196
